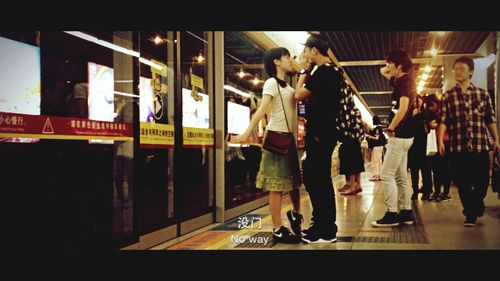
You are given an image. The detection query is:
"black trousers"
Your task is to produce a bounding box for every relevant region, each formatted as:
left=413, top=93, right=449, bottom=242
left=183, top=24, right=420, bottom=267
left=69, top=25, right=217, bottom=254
left=451, top=152, right=490, bottom=218
left=408, top=142, right=433, bottom=195
left=429, top=152, right=451, bottom=194
left=303, top=137, right=337, bottom=235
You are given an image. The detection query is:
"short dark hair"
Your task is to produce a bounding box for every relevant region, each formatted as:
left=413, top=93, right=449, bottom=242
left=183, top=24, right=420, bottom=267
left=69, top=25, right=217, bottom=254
left=263, top=47, right=291, bottom=77
left=303, top=34, right=330, bottom=56
left=386, top=50, right=413, bottom=72
left=453, top=56, right=474, bottom=72
left=425, top=93, right=440, bottom=107
left=372, top=115, right=381, bottom=125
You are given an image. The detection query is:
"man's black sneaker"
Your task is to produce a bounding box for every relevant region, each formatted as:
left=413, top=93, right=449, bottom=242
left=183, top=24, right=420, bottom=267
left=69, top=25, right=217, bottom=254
left=371, top=212, right=400, bottom=227
left=429, top=193, right=440, bottom=202
left=438, top=193, right=451, bottom=202
left=301, top=228, right=337, bottom=244
left=421, top=193, right=431, bottom=201
left=273, top=226, right=302, bottom=244
left=286, top=210, right=303, bottom=237
left=399, top=209, right=414, bottom=225
left=464, top=217, right=477, bottom=227
left=411, top=193, right=418, bottom=200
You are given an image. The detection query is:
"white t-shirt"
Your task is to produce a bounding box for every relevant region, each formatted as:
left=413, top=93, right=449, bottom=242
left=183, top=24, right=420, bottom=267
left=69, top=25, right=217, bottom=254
left=262, top=78, right=297, bottom=134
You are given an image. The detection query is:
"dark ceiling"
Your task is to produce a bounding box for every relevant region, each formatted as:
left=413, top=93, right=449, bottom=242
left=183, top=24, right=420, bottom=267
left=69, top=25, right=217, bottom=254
left=222, top=31, right=491, bottom=126
left=322, top=31, right=490, bottom=125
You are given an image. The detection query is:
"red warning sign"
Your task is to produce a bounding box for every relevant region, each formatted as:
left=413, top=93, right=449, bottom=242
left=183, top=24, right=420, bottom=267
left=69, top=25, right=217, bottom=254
left=42, top=117, right=54, bottom=134
left=0, top=111, right=133, bottom=141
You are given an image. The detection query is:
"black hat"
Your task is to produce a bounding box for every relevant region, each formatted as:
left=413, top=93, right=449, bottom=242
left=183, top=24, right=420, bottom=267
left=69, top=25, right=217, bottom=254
left=302, top=34, right=329, bottom=49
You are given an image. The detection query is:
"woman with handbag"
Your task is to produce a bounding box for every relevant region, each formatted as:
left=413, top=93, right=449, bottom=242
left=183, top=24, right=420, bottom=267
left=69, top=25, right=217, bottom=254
left=233, top=47, right=302, bottom=244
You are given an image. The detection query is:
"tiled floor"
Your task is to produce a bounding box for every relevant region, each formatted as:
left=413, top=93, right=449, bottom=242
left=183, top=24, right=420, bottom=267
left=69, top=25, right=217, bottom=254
left=163, top=166, right=500, bottom=250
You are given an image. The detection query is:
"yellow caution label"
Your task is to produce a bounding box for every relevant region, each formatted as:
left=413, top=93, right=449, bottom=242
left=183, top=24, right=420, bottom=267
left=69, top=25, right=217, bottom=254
left=191, top=74, right=204, bottom=90
left=151, top=59, right=168, bottom=77
left=140, top=122, right=174, bottom=148
left=183, top=127, right=214, bottom=148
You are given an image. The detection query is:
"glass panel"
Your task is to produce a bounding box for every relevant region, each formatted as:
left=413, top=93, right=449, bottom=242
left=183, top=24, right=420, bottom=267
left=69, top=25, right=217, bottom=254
left=138, top=31, right=175, bottom=232
left=223, top=31, right=268, bottom=209
left=179, top=31, right=213, bottom=220
left=39, top=31, right=137, bottom=248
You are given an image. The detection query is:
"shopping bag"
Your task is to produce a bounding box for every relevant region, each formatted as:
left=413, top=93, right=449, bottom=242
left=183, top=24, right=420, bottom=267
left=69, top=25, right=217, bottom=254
left=426, top=129, right=438, bottom=156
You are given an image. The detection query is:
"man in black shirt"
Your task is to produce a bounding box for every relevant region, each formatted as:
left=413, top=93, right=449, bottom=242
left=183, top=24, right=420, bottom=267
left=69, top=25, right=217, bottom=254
left=295, top=34, right=342, bottom=243
left=372, top=50, right=417, bottom=227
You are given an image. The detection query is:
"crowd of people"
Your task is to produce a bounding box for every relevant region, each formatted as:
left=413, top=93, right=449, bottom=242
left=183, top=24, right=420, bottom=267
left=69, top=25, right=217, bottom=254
left=232, top=34, right=499, bottom=244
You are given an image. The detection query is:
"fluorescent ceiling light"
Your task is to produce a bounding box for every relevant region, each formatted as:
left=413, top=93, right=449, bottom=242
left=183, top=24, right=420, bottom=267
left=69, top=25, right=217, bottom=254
left=114, top=91, right=140, bottom=98
left=64, top=31, right=162, bottom=71
left=263, top=31, right=310, bottom=60
left=353, top=95, right=373, bottom=127
left=224, top=85, right=251, bottom=98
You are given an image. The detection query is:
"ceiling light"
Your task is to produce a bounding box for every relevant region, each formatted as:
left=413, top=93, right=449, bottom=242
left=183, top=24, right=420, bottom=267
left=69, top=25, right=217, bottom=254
left=436, top=31, right=446, bottom=36
left=238, top=69, right=245, bottom=78
left=154, top=35, right=162, bottom=45
left=64, top=31, right=163, bottom=72
left=224, top=85, right=251, bottom=98
left=430, top=48, right=438, bottom=56
left=418, top=81, right=426, bottom=87
left=424, top=65, right=432, bottom=73
left=252, top=78, right=260, bottom=85
left=422, top=73, right=429, bottom=80
left=197, top=53, right=205, bottom=63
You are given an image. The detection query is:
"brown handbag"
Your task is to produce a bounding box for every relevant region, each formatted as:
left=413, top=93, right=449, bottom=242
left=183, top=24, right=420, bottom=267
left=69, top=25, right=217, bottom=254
left=262, top=79, right=294, bottom=156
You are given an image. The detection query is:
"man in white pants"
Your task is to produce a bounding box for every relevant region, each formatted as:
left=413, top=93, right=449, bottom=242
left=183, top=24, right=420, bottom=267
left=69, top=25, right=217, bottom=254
left=372, top=50, right=416, bottom=227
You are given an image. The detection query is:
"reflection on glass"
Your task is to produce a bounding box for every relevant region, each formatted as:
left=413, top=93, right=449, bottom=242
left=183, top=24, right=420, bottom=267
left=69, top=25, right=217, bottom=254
left=182, top=88, right=209, bottom=129
left=227, top=101, right=250, bottom=135
left=178, top=31, right=213, bottom=220
left=138, top=31, right=174, bottom=231
left=139, top=77, right=154, bottom=123
left=223, top=32, right=268, bottom=209
left=0, top=36, right=41, bottom=143
left=88, top=62, right=114, bottom=122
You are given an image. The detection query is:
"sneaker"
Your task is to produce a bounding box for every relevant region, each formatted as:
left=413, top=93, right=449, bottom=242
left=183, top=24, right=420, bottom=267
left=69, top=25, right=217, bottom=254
left=273, top=226, right=302, bottom=244
left=418, top=187, right=425, bottom=193
left=301, top=227, right=337, bottom=244
left=399, top=209, right=414, bottom=225
left=301, top=221, right=315, bottom=237
left=286, top=210, right=303, bottom=237
left=411, top=193, right=418, bottom=201
left=429, top=193, right=440, bottom=202
left=463, top=217, right=477, bottom=227
left=371, top=212, right=400, bottom=227
left=437, top=193, right=451, bottom=202
left=421, top=193, right=431, bottom=201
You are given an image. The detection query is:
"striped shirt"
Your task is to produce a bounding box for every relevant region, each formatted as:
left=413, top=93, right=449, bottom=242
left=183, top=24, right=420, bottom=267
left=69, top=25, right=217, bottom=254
left=440, top=83, right=496, bottom=153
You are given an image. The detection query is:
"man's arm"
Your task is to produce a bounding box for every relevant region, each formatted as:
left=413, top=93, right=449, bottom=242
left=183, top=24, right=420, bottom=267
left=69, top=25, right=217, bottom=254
left=487, top=123, right=499, bottom=153
left=387, top=96, right=409, bottom=136
left=485, top=91, right=500, bottom=153
left=295, top=73, right=313, bottom=101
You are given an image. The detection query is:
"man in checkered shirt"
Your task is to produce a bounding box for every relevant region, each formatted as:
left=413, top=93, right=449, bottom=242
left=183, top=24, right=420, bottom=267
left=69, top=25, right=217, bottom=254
left=437, top=56, right=500, bottom=227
